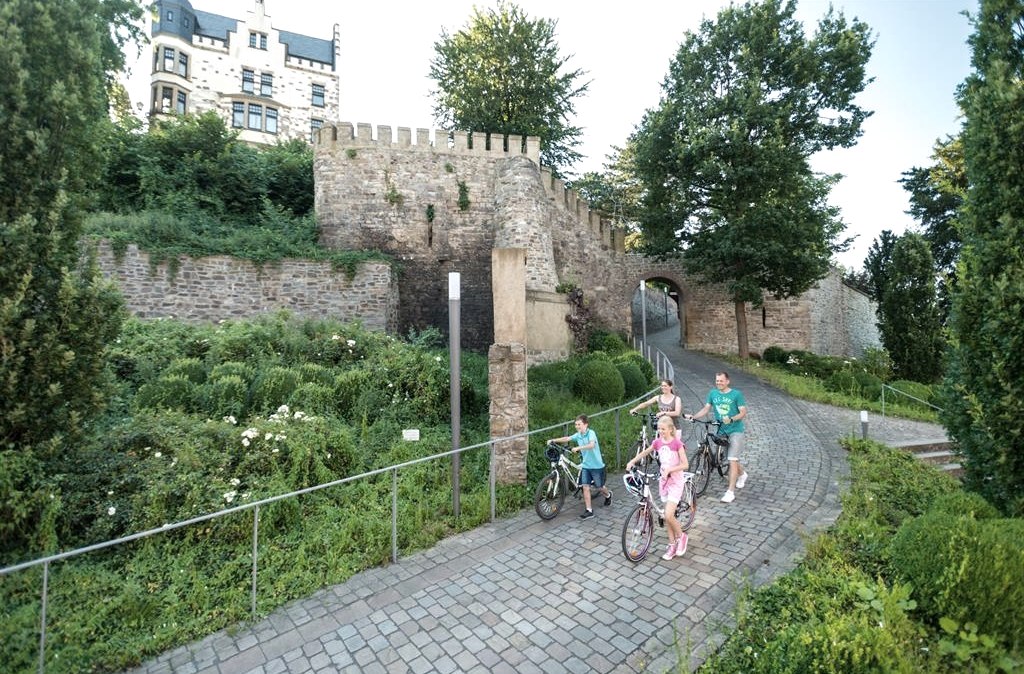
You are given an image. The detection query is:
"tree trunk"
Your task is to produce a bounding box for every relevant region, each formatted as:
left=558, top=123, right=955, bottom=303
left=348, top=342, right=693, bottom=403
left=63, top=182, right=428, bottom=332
left=734, top=300, right=749, bottom=359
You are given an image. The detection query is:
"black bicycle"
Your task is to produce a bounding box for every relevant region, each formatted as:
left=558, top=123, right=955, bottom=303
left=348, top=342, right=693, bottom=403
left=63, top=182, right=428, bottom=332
left=687, top=418, right=730, bottom=497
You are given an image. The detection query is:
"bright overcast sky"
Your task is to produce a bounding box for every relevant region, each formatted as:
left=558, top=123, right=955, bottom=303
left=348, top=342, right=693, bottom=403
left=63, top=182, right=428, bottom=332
left=123, top=0, right=976, bottom=271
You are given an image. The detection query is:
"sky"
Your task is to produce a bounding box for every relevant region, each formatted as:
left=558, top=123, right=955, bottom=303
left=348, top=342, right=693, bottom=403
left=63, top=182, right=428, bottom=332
left=123, top=0, right=976, bottom=270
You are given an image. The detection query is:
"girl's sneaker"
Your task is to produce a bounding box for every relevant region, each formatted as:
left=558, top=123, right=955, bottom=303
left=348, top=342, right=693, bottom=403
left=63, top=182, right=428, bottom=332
left=675, top=533, right=688, bottom=557
left=662, top=542, right=677, bottom=561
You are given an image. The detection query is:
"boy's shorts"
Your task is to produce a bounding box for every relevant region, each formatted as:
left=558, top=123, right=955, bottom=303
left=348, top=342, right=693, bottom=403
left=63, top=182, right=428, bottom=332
left=580, top=467, right=607, bottom=488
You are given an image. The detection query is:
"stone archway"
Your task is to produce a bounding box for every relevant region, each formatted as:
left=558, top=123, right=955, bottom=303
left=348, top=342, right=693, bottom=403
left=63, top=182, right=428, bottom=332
left=624, top=268, right=689, bottom=349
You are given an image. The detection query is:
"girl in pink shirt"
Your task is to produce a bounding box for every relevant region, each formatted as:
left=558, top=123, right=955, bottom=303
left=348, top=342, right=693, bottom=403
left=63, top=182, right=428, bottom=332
left=626, top=416, right=690, bottom=560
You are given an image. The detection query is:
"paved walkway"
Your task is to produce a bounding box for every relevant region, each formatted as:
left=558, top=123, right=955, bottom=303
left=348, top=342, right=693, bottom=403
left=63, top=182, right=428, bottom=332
left=127, top=329, right=947, bottom=674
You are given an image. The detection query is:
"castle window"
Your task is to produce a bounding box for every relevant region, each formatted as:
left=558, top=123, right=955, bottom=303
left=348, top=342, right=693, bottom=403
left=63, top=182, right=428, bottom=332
left=163, top=47, right=175, bottom=73
left=176, top=91, right=187, bottom=114
left=260, top=34, right=267, bottom=50
left=247, top=103, right=263, bottom=130
left=184, top=17, right=190, bottom=29
left=310, top=118, right=323, bottom=143
left=762, top=307, right=767, bottom=328
left=177, top=52, right=189, bottom=78
left=160, top=87, right=173, bottom=113
left=249, top=32, right=267, bottom=50
left=242, top=69, right=254, bottom=94
left=311, top=84, right=325, bottom=107
left=166, top=10, right=173, bottom=21
left=232, top=102, right=244, bottom=128
left=249, top=32, right=257, bottom=48
left=265, top=107, right=278, bottom=134
left=260, top=73, right=273, bottom=97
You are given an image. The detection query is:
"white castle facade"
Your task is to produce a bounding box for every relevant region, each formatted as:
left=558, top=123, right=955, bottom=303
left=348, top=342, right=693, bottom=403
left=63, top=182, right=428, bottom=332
left=147, top=0, right=340, bottom=144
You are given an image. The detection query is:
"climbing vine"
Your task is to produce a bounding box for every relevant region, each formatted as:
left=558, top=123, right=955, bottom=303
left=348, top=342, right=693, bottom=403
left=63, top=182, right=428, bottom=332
left=565, top=287, right=592, bottom=354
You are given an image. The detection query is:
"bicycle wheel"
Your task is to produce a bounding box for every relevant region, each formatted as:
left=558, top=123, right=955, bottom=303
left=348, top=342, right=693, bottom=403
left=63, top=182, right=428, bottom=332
left=676, top=480, right=697, bottom=531
left=533, top=471, right=566, bottom=520
left=621, top=502, right=654, bottom=563
left=692, top=447, right=712, bottom=497
left=715, top=444, right=730, bottom=477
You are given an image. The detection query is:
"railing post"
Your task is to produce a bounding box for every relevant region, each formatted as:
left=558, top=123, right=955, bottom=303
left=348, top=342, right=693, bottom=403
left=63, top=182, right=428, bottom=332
left=38, top=560, right=49, bottom=674
left=881, top=386, right=887, bottom=421
left=391, top=468, right=398, bottom=563
left=615, top=408, right=621, bottom=468
left=489, top=441, right=496, bottom=522
left=251, top=505, right=259, bottom=620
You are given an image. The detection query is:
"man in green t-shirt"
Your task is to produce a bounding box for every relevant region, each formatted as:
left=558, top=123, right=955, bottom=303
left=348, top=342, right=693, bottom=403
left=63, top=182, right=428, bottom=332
left=687, top=371, right=749, bottom=503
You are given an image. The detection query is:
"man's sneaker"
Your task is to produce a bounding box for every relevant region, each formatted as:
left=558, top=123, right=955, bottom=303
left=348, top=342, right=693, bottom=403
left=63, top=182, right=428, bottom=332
left=604, top=490, right=612, bottom=507
left=721, top=490, right=735, bottom=503
left=736, top=472, right=748, bottom=489
left=662, top=542, right=677, bottom=561
left=580, top=509, right=595, bottom=520
left=676, top=533, right=688, bottom=557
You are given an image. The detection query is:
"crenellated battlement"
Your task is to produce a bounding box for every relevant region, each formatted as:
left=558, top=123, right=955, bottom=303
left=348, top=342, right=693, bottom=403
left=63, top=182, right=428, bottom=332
left=314, top=122, right=541, bottom=165
left=539, top=167, right=626, bottom=254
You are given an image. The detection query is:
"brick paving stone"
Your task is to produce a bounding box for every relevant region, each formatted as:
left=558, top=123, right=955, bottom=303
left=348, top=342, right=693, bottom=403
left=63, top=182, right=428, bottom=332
left=122, top=328, right=948, bottom=674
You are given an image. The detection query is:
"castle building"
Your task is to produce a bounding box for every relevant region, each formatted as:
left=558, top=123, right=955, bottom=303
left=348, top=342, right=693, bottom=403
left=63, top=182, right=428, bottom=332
left=148, top=0, right=339, bottom=144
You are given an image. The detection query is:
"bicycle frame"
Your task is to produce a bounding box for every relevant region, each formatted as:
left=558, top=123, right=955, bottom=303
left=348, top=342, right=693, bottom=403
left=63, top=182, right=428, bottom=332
left=533, top=443, right=584, bottom=520
left=688, top=419, right=730, bottom=497
left=621, top=465, right=696, bottom=562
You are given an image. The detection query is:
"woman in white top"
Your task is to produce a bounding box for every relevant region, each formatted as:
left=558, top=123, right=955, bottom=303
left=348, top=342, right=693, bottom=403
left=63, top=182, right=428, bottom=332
left=629, top=379, right=683, bottom=438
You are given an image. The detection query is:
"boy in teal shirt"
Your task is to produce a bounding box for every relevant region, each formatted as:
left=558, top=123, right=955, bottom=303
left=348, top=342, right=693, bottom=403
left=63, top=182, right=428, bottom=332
left=550, top=414, right=611, bottom=519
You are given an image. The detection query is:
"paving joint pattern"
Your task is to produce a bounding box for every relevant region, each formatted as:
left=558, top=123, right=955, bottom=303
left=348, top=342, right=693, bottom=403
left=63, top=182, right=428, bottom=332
left=126, top=328, right=947, bottom=674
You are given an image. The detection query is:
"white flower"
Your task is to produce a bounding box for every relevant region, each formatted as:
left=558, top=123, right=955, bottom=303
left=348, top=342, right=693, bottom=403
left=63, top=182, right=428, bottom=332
left=786, top=355, right=800, bottom=365
left=107, top=490, right=114, bottom=496
left=107, top=506, right=116, bottom=516
left=154, top=451, right=162, bottom=458
left=143, top=446, right=151, bottom=452
left=271, top=447, right=279, bottom=453
left=276, top=404, right=290, bottom=415
left=265, top=432, right=273, bottom=441
left=242, top=492, right=251, bottom=500
left=346, top=339, right=356, bottom=347
left=230, top=478, right=241, bottom=486
left=331, top=334, right=340, bottom=341
left=223, top=491, right=236, bottom=503
left=293, top=411, right=305, bottom=420
left=435, top=356, right=442, bottom=362
left=327, top=453, right=332, bottom=459
left=242, top=438, right=250, bottom=447
left=223, top=415, right=237, bottom=425
left=275, top=433, right=286, bottom=441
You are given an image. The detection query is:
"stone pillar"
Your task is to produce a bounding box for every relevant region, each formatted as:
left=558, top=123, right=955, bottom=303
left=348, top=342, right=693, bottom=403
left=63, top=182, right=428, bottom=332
left=490, top=248, right=528, bottom=484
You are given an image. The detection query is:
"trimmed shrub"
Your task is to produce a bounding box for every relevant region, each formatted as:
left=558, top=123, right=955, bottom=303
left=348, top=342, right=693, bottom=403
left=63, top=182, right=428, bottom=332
left=298, top=363, right=335, bottom=387
left=614, top=352, right=655, bottom=388
left=616, top=362, right=647, bottom=400
left=164, top=357, right=206, bottom=384
left=134, top=374, right=199, bottom=412
left=889, top=514, right=1024, bottom=650
left=763, top=345, right=789, bottom=364
left=572, top=358, right=625, bottom=405
left=288, top=382, right=336, bottom=416
left=333, top=369, right=374, bottom=419
left=927, top=490, right=1001, bottom=520
left=853, top=371, right=883, bottom=401
left=202, top=374, right=248, bottom=418
left=588, top=329, right=629, bottom=356
left=250, top=366, right=300, bottom=415
left=824, top=370, right=860, bottom=396
left=209, top=361, right=256, bottom=385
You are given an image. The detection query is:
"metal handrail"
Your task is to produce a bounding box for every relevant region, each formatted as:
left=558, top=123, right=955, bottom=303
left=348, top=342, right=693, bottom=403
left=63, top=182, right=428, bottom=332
left=1, top=383, right=664, bottom=673
left=880, top=383, right=943, bottom=420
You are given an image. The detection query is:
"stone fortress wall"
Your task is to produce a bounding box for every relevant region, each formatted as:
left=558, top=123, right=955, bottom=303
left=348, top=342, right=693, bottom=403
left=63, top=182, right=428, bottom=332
left=94, top=120, right=879, bottom=360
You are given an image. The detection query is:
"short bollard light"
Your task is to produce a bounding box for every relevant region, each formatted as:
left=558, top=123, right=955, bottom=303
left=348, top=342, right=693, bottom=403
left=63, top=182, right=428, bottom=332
left=860, top=410, right=869, bottom=439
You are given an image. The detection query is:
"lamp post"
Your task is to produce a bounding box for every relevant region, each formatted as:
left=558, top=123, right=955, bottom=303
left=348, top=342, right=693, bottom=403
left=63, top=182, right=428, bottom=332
left=449, top=272, right=461, bottom=518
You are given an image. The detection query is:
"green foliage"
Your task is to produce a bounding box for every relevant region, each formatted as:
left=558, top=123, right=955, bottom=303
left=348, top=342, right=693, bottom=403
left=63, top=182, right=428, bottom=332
left=571, top=357, right=625, bottom=405
left=890, top=513, right=1024, bottom=651
left=941, top=0, right=1024, bottom=516
left=616, top=362, right=647, bottom=400
left=888, top=379, right=935, bottom=409
left=860, top=347, right=894, bottom=381
left=614, top=351, right=655, bottom=388
left=869, top=232, right=944, bottom=382
left=763, top=345, right=789, bottom=364
left=457, top=180, right=471, bottom=210
left=250, top=367, right=301, bottom=415
left=202, top=374, right=249, bottom=419
left=588, top=329, right=629, bottom=356
left=429, top=1, right=588, bottom=177
left=631, top=0, right=872, bottom=356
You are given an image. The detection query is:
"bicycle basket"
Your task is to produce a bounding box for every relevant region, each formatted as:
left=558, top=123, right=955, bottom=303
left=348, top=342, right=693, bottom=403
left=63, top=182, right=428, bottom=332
left=545, top=445, right=562, bottom=461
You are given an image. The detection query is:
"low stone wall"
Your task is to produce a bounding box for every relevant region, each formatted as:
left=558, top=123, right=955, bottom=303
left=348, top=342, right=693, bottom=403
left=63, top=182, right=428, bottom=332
left=93, top=241, right=398, bottom=330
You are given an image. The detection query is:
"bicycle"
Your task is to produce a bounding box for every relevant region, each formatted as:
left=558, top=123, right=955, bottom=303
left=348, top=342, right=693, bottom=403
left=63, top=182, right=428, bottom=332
left=533, top=441, right=585, bottom=520
left=686, top=418, right=730, bottom=497
left=620, top=465, right=696, bottom=563
left=628, top=411, right=659, bottom=468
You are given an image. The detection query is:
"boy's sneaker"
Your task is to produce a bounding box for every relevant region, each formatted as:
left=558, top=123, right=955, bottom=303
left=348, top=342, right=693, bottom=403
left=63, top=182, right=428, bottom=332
left=676, top=533, right=688, bottom=557
left=604, top=490, right=612, bottom=507
left=721, top=490, right=735, bottom=503
left=736, top=472, right=748, bottom=489
left=662, top=543, right=677, bottom=561
left=580, top=509, right=595, bottom=520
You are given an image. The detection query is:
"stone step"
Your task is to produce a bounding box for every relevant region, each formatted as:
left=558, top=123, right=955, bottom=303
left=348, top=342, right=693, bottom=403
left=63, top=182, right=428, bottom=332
left=891, top=439, right=962, bottom=477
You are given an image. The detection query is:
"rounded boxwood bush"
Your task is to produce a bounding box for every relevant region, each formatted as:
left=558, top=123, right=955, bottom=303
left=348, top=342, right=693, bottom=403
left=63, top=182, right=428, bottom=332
left=889, top=512, right=1024, bottom=649
left=209, top=361, right=256, bottom=385
left=203, top=374, right=248, bottom=418
left=250, top=366, right=300, bottom=415
left=164, top=357, right=206, bottom=384
left=927, top=490, right=1000, bottom=520
left=853, top=371, right=883, bottom=400
left=588, top=329, right=629, bottom=356
left=572, top=358, right=625, bottom=405
left=824, top=370, right=860, bottom=396
left=614, top=352, right=655, bottom=388
left=763, top=345, right=789, bottom=365
left=134, top=374, right=199, bottom=412
left=289, top=382, right=336, bottom=416
left=616, top=362, right=647, bottom=400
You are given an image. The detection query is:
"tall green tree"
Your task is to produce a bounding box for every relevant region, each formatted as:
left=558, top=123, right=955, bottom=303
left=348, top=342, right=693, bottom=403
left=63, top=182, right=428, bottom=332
left=631, top=0, right=873, bottom=357
left=900, top=134, right=967, bottom=321
left=871, top=233, right=944, bottom=382
left=428, top=1, right=589, bottom=177
left=0, top=0, right=142, bottom=552
left=941, top=0, right=1024, bottom=515
left=570, top=142, right=646, bottom=249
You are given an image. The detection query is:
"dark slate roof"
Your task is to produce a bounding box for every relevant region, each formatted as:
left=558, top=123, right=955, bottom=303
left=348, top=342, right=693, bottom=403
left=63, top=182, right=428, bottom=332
left=193, top=9, right=237, bottom=41
left=279, top=29, right=334, bottom=66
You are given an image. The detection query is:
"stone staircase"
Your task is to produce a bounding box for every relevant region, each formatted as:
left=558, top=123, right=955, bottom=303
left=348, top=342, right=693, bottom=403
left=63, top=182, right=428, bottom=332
left=892, top=439, right=963, bottom=478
